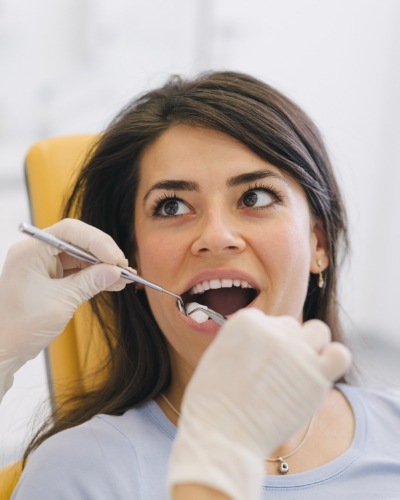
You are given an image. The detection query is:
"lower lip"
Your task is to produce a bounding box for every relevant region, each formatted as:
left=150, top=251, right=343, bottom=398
left=179, top=310, right=222, bottom=335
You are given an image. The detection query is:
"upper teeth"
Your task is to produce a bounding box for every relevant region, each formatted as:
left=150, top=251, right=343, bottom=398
left=189, top=278, right=254, bottom=295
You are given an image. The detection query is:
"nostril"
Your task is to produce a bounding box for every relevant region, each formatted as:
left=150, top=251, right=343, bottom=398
left=191, top=225, right=246, bottom=255
left=193, top=244, right=243, bottom=255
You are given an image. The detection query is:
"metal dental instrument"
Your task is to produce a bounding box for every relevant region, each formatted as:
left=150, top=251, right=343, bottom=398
left=186, top=306, right=227, bottom=326
left=18, top=222, right=227, bottom=325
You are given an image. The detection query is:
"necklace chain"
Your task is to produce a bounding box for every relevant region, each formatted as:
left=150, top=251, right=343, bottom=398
left=160, top=393, right=181, bottom=418
left=160, top=393, right=314, bottom=475
left=265, top=415, right=314, bottom=474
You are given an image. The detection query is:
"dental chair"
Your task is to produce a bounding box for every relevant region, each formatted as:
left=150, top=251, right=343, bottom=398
left=0, top=134, right=107, bottom=498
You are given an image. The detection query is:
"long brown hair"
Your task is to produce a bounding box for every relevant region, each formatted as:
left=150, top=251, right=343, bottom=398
left=25, top=71, right=348, bottom=459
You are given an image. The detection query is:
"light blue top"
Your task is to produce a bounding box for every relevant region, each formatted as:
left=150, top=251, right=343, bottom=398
left=12, top=384, right=400, bottom=499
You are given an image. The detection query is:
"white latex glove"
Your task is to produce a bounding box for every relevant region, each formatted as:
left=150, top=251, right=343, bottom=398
left=168, top=309, right=351, bottom=500
left=0, top=218, right=129, bottom=401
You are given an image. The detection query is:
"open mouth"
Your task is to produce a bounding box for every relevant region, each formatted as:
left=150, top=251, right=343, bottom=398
left=181, top=278, right=259, bottom=317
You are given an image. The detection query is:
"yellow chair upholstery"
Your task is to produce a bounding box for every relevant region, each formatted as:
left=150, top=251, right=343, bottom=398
left=24, top=134, right=111, bottom=400
left=1, top=135, right=109, bottom=499
left=0, top=462, right=22, bottom=500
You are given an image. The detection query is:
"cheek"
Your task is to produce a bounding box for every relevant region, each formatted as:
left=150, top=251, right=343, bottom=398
left=136, top=239, right=167, bottom=280
left=257, top=219, right=313, bottom=266
left=135, top=228, right=186, bottom=284
left=255, top=219, right=314, bottom=308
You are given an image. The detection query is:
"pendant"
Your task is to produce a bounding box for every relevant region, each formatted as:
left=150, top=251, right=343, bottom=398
left=278, top=457, right=289, bottom=474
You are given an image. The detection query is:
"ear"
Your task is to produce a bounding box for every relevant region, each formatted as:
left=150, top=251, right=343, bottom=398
left=310, top=219, right=329, bottom=274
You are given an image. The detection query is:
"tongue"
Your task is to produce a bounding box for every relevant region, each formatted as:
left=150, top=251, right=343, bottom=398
left=200, top=288, right=251, bottom=316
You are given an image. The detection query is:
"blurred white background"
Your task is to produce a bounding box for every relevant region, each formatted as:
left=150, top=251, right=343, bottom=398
left=1, top=0, right=400, bottom=467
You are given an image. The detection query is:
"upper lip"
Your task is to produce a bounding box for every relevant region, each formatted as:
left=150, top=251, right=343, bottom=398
left=180, top=268, right=260, bottom=296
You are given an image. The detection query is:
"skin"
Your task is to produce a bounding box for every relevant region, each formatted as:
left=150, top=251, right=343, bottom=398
left=134, top=124, right=353, bottom=475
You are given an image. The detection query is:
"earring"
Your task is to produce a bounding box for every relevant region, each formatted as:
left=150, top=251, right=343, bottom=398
left=317, top=259, right=325, bottom=289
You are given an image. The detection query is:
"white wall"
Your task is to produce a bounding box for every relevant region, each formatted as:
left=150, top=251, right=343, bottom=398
left=1, top=0, right=400, bottom=466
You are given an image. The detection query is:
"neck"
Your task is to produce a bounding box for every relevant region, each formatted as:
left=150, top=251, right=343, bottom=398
left=158, top=388, right=183, bottom=425
left=266, top=388, right=354, bottom=475
left=158, top=387, right=354, bottom=476
left=159, top=390, right=317, bottom=476
left=265, top=419, right=314, bottom=474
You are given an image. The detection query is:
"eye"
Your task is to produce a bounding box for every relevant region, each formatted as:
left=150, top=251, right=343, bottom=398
left=239, top=187, right=279, bottom=209
left=153, top=196, right=192, bottom=218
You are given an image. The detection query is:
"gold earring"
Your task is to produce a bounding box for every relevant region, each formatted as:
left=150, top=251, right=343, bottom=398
left=317, top=259, right=325, bottom=288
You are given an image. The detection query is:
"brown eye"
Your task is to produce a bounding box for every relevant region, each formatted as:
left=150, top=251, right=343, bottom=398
left=154, top=197, right=191, bottom=218
left=163, top=200, right=180, bottom=215
left=243, top=191, right=258, bottom=207
left=240, top=189, right=274, bottom=209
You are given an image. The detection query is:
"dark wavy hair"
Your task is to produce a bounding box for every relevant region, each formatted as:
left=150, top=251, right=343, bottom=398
left=25, top=70, right=348, bottom=459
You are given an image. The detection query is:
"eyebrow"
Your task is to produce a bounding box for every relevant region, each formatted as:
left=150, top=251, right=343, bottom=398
left=143, top=180, right=200, bottom=204
left=143, top=169, right=288, bottom=204
left=227, top=169, right=289, bottom=187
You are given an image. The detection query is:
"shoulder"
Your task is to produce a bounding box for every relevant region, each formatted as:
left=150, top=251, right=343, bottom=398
left=339, top=383, right=400, bottom=434
left=13, top=400, right=175, bottom=499
left=340, top=383, right=400, bottom=410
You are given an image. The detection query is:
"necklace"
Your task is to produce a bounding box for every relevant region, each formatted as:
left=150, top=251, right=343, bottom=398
left=265, top=416, right=314, bottom=474
left=160, top=393, right=314, bottom=475
left=160, top=393, right=181, bottom=418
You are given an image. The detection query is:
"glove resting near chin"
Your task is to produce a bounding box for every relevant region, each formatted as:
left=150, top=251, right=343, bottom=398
left=0, top=220, right=128, bottom=402
left=168, top=310, right=335, bottom=500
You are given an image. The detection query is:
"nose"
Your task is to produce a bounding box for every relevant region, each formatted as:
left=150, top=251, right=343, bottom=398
left=191, top=209, right=246, bottom=256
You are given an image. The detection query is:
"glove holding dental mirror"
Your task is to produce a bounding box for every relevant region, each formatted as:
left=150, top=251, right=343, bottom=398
left=0, top=219, right=130, bottom=400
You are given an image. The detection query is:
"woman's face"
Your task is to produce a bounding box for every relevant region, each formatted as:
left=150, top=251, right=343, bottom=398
left=134, top=125, right=327, bottom=386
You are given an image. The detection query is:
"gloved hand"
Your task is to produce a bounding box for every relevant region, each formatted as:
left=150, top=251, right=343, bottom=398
left=0, top=218, right=129, bottom=401
left=168, top=309, right=351, bottom=500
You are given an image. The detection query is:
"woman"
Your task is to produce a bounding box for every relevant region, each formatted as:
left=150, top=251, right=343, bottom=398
left=8, top=71, right=400, bottom=498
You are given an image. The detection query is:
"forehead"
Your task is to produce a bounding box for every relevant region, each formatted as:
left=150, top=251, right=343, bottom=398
left=139, top=124, right=287, bottom=183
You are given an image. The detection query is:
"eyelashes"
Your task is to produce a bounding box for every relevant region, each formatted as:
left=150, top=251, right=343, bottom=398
left=150, top=183, right=284, bottom=219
